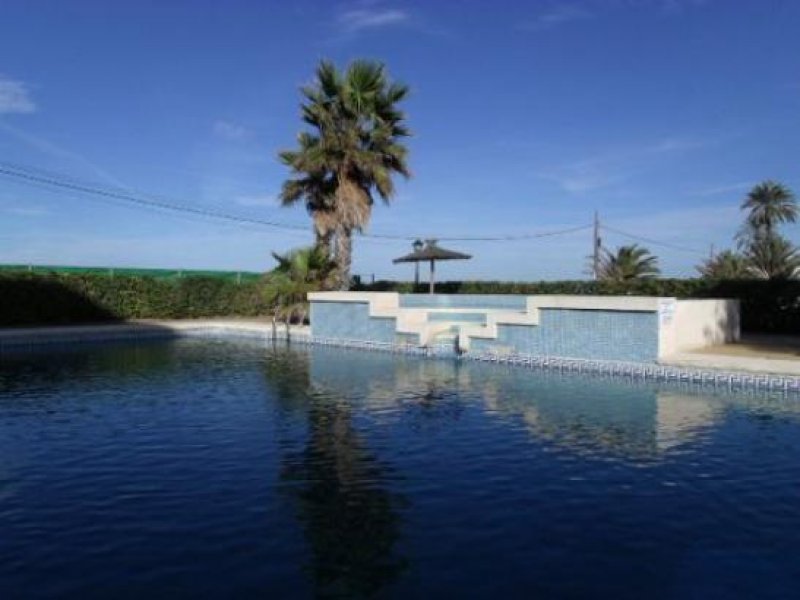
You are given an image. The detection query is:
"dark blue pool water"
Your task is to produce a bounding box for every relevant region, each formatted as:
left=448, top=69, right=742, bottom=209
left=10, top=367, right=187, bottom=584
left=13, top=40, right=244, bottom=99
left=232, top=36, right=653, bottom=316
left=2, top=338, right=800, bottom=598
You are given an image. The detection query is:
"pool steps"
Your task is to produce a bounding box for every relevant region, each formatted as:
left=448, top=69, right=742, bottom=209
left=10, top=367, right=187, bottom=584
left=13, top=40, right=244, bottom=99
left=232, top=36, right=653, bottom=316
left=309, top=292, right=662, bottom=351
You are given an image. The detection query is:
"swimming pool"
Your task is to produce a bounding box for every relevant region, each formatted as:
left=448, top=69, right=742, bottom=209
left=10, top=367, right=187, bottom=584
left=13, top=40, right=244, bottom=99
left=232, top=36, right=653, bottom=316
left=1, top=338, right=799, bottom=598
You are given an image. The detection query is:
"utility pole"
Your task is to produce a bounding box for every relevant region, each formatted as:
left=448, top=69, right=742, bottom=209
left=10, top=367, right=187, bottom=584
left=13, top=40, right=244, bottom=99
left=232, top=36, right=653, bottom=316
left=709, top=243, right=715, bottom=261
left=592, top=211, right=601, bottom=280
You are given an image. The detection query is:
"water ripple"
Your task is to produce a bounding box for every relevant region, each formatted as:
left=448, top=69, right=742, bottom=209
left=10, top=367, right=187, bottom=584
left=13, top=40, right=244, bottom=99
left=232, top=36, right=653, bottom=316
left=1, top=339, right=800, bottom=598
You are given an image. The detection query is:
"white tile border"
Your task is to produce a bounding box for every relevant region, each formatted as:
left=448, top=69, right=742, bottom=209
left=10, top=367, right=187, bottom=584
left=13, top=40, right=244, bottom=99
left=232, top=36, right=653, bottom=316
left=1, top=324, right=798, bottom=395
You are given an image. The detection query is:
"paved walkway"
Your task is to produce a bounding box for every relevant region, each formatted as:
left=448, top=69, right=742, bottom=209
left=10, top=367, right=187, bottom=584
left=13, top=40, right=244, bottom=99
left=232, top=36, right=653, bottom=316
left=0, top=319, right=310, bottom=345
left=662, top=334, right=800, bottom=376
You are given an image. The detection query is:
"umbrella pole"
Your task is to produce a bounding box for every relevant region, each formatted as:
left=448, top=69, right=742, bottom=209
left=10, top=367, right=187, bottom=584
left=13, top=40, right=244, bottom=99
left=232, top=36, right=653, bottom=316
left=429, top=259, right=435, bottom=294
left=414, top=262, right=419, bottom=288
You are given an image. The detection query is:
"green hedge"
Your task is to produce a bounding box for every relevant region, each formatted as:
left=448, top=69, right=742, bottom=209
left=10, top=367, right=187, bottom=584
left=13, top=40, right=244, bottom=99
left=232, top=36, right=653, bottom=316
left=0, top=272, right=268, bottom=326
left=355, top=279, right=800, bottom=334
left=3, top=272, right=799, bottom=334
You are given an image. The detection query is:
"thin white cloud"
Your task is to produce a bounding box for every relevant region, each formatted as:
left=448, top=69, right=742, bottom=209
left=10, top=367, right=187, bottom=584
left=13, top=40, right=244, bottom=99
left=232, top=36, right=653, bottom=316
left=522, top=0, right=710, bottom=32
left=2, top=204, right=50, bottom=217
left=647, top=0, right=712, bottom=15
left=235, top=194, right=278, bottom=207
left=213, top=120, right=253, bottom=142
left=693, top=182, right=751, bottom=197
left=0, top=75, right=36, bottom=114
left=337, top=7, right=409, bottom=34
left=538, top=135, right=714, bottom=194
left=538, top=161, right=626, bottom=194
left=522, top=5, right=592, bottom=31
left=647, top=136, right=708, bottom=153
left=609, top=204, right=738, bottom=240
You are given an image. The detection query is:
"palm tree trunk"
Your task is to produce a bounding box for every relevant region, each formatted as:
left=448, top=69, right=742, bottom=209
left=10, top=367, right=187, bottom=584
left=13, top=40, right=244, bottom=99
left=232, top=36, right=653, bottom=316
left=315, top=227, right=335, bottom=259
left=335, top=225, right=353, bottom=290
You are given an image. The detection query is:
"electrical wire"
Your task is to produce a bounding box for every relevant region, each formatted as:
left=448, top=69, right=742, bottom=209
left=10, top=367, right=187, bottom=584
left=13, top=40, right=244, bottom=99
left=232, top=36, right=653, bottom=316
left=0, top=162, right=595, bottom=243
left=600, top=224, right=707, bottom=256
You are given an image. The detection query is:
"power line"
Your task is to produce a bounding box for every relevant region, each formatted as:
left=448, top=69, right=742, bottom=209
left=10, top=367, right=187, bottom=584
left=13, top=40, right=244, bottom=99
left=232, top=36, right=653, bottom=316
left=0, top=164, right=312, bottom=233
left=437, top=223, right=592, bottom=242
left=0, top=162, right=594, bottom=243
left=3, top=161, right=709, bottom=254
left=600, top=223, right=707, bottom=256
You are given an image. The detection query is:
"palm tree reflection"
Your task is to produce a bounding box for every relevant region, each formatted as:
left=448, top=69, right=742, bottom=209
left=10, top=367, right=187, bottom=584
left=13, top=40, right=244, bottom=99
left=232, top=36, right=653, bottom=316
left=267, top=343, right=408, bottom=597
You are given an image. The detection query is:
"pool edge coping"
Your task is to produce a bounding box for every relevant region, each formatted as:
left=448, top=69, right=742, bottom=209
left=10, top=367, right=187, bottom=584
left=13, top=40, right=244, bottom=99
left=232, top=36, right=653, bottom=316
left=1, top=321, right=799, bottom=394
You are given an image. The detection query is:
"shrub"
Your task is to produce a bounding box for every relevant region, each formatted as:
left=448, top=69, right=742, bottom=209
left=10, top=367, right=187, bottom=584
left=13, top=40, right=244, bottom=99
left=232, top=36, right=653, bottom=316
left=0, top=272, right=269, bottom=326
left=3, top=272, right=799, bottom=334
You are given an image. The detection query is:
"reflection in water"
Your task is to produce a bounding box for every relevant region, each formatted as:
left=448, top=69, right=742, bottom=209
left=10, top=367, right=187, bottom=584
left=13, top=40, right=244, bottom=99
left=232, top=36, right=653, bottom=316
left=0, top=339, right=180, bottom=394
left=304, top=347, right=800, bottom=464
left=267, top=343, right=408, bottom=598
left=4, top=339, right=800, bottom=597
left=654, top=392, right=720, bottom=451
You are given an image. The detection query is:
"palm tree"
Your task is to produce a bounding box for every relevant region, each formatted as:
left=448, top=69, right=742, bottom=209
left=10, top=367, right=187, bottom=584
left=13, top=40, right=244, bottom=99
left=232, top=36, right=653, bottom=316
left=598, top=244, right=660, bottom=282
left=744, top=234, right=800, bottom=280
left=696, top=250, right=751, bottom=280
left=280, top=59, right=411, bottom=289
left=263, top=245, right=336, bottom=336
left=740, top=180, right=797, bottom=239
left=280, top=169, right=338, bottom=254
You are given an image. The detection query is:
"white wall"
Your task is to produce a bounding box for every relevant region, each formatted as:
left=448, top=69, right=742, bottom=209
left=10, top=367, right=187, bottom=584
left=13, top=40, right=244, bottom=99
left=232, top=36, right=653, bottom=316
left=660, top=299, right=740, bottom=356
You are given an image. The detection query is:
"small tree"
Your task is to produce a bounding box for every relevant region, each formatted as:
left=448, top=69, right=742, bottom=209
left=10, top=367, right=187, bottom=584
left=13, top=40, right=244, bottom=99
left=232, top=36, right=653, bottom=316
left=263, top=245, right=336, bottom=337
left=598, top=244, right=660, bottom=282
left=696, top=250, right=751, bottom=280
left=745, top=234, right=800, bottom=280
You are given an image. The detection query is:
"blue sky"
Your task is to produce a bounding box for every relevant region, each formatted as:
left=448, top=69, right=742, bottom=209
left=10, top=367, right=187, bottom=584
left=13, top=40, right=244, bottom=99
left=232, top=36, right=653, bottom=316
left=1, top=0, right=799, bottom=280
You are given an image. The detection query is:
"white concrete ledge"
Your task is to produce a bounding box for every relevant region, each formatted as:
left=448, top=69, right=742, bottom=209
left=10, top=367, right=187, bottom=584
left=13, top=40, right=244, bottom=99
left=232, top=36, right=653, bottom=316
left=308, top=292, right=666, bottom=312
left=662, top=352, right=800, bottom=377
left=0, top=320, right=310, bottom=346
left=527, top=295, right=665, bottom=312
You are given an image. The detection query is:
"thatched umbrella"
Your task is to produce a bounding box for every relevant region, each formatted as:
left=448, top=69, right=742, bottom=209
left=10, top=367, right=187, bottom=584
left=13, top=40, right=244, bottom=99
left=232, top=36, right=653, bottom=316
left=393, top=239, right=472, bottom=293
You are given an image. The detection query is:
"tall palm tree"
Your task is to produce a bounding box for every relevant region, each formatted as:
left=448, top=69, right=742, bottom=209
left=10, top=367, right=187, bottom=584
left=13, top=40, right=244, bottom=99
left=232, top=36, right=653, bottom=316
left=598, top=244, right=660, bottom=282
left=696, top=250, right=752, bottom=280
left=745, top=234, right=800, bottom=280
left=280, top=59, right=411, bottom=289
left=741, top=180, right=797, bottom=239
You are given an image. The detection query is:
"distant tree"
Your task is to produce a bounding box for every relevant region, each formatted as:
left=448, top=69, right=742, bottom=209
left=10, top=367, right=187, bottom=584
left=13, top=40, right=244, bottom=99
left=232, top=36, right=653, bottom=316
left=598, top=244, right=660, bottom=282
left=738, top=180, right=797, bottom=242
left=744, top=234, right=800, bottom=280
left=696, top=250, right=751, bottom=280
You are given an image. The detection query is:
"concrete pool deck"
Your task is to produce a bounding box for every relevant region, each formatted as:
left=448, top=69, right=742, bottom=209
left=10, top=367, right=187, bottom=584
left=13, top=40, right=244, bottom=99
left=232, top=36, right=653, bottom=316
left=662, top=335, right=800, bottom=376
left=0, top=319, right=310, bottom=346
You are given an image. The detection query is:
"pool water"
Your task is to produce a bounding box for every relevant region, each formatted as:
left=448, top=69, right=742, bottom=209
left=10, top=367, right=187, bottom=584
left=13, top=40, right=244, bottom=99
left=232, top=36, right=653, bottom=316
left=1, top=338, right=800, bottom=598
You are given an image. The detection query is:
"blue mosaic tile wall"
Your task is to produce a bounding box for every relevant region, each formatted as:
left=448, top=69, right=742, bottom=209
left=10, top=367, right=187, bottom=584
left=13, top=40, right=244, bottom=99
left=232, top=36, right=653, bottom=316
left=400, top=294, right=527, bottom=310
left=310, top=301, right=397, bottom=344
left=427, top=312, right=487, bottom=324
left=470, top=309, right=659, bottom=363
left=312, top=301, right=660, bottom=363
